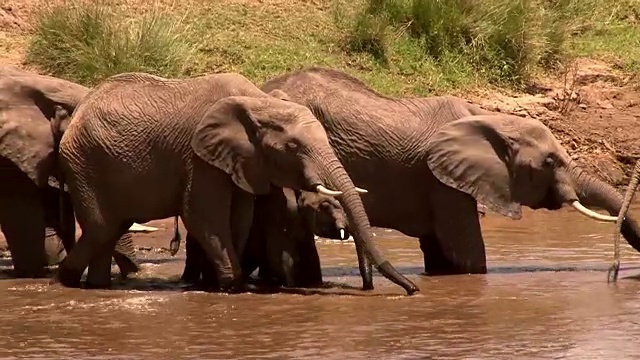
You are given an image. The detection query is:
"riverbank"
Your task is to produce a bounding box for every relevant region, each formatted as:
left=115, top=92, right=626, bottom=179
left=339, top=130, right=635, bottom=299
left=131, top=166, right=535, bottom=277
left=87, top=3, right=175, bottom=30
left=1, top=0, right=639, bottom=187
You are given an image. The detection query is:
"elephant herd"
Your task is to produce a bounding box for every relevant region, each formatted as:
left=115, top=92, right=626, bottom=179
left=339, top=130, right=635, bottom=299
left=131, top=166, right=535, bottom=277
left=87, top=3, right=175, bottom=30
left=1, top=65, right=638, bottom=296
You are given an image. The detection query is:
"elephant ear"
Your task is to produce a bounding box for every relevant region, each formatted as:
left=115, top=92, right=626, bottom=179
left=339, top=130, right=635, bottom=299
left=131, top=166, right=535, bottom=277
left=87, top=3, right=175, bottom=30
left=0, top=102, right=58, bottom=187
left=0, top=73, right=87, bottom=188
left=191, top=96, right=270, bottom=195
left=267, top=89, right=291, bottom=102
left=425, top=115, right=522, bottom=219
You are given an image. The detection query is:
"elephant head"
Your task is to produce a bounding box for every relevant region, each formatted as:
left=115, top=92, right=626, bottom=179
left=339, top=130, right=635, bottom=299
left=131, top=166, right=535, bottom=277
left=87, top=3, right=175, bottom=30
left=0, top=67, right=88, bottom=187
left=190, top=95, right=419, bottom=295
left=0, top=69, right=147, bottom=278
left=297, top=190, right=350, bottom=240
left=425, top=114, right=640, bottom=248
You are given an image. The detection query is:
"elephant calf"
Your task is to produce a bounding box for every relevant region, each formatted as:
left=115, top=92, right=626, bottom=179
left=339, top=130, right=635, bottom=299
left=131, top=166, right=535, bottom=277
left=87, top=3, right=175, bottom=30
left=172, top=187, right=350, bottom=289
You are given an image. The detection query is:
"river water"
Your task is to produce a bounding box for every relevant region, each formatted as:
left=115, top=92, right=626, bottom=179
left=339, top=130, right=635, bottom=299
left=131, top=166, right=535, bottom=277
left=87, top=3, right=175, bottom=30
left=2, top=202, right=640, bottom=359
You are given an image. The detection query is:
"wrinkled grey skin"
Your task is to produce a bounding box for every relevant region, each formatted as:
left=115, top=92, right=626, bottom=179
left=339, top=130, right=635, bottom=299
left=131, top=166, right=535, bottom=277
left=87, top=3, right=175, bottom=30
left=262, top=67, right=640, bottom=283
left=0, top=67, right=138, bottom=278
left=175, top=187, right=349, bottom=288
left=55, top=72, right=417, bottom=294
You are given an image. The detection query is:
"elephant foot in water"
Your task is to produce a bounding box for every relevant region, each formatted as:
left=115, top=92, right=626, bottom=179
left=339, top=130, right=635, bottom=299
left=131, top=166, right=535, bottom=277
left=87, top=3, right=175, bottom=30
left=419, top=234, right=488, bottom=275
left=179, top=234, right=250, bottom=293
left=52, top=265, right=84, bottom=288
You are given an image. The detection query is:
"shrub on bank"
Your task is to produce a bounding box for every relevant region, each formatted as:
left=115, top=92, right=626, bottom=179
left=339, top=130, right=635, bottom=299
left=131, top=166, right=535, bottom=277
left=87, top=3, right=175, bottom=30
left=22, top=0, right=640, bottom=93
left=25, top=1, right=198, bottom=86
left=339, top=0, right=621, bottom=87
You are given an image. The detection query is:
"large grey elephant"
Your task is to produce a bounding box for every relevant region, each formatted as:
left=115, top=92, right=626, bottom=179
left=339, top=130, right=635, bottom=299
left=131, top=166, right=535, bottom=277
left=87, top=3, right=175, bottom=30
left=54, top=71, right=418, bottom=295
left=262, top=67, right=640, bottom=286
left=0, top=67, right=142, bottom=277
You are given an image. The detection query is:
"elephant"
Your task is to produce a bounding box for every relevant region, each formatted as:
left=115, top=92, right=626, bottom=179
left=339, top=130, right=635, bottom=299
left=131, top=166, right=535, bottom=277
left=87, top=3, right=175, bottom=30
left=53, top=71, right=418, bottom=295
left=0, top=66, right=145, bottom=278
left=261, top=67, right=640, bottom=284
left=244, top=187, right=350, bottom=287
left=173, top=186, right=350, bottom=289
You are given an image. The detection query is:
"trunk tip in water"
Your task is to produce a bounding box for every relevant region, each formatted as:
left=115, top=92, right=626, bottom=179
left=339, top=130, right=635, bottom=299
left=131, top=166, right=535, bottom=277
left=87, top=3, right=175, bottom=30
left=377, top=261, right=420, bottom=295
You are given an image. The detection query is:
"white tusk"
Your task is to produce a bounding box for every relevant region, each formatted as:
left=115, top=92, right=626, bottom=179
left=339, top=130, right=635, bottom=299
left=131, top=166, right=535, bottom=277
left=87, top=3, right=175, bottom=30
left=316, top=184, right=343, bottom=196
left=339, top=229, right=346, bottom=240
left=128, top=223, right=159, bottom=232
left=571, top=201, right=619, bottom=222
left=356, top=187, right=368, bottom=194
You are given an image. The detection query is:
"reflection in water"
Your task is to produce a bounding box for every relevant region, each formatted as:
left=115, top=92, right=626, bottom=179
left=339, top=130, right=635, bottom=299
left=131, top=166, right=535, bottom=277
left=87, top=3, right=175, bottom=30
left=2, top=203, right=640, bottom=359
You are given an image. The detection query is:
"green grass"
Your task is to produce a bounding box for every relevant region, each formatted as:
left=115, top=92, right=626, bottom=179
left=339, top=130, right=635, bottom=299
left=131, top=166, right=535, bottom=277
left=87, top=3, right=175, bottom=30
left=25, top=0, right=199, bottom=86
left=23, top=0, right=640, bottom=95
left=567, top=1, right=640, bottom=72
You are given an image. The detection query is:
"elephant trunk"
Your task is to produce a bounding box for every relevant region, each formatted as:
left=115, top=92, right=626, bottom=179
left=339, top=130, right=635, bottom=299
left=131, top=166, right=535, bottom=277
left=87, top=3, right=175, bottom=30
left=311, top=148, right=419, bottom=295
left=568, top=164, right=640, bottom=252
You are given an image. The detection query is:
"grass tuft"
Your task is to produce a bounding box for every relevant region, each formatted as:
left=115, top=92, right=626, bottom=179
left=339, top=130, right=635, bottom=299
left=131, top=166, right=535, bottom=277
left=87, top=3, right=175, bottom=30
left=25, top=0, right=199, bottom=86
left=339, top=0, right=640, bottom=89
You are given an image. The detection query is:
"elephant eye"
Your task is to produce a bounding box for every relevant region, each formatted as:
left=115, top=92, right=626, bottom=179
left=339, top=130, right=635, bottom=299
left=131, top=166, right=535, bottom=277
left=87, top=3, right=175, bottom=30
left=285, top=140, right=299, bottom=152
left=543, top=154, right=556, bottom=167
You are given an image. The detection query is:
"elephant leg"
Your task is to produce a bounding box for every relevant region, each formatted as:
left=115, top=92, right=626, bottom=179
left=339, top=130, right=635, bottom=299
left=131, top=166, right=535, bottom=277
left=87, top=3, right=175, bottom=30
left=296, top=235, right=323, bottom=287
left=56, top=219, right=124, bottom=288
left=85, top=245, right=114, bottom=289
left=0, top=179, right=48, bottom=278
left=181, top=233, right=203, bottom=283
left=183, top=159, right=244, bottom=292
left=0, top=202, right=47, bottom=278
left=43, top=186, right=76, bottom=255
left=430, top=185, right=487, bottom=275
left=199, top=247, right=219, bottom=290
left=112, top=232, right=140, bottom=278
left=45, top=181, right=139, bottom=279
left=240, top=231, right=260, bottom=278
left=82, top=233, right=137, bottom=287
left=241, top=231, right=278, bottom=286
left=419, top=233, right=460, bottom=275
left=86, top=223, right=132, bottom=289
left=230, top=187, right=254, bottom=268
left=42, top=186, right=72, bottom=266
left=44, top=227, right=67, bottom=266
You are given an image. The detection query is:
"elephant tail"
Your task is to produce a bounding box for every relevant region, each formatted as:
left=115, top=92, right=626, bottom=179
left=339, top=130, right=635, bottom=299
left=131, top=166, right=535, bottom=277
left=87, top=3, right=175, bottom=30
left=169, top=216, right=181, bottom=256
left=51, top=106, right=75, bottom=253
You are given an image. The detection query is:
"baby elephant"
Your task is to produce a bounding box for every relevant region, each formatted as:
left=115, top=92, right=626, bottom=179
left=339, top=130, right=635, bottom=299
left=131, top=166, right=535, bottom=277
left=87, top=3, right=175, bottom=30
left=170, top=187, right=350, bottom=289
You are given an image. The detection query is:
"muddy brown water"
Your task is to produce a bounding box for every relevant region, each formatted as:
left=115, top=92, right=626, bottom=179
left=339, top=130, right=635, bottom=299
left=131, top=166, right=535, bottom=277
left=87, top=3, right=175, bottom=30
left=2, top=202, right=640, bottom=359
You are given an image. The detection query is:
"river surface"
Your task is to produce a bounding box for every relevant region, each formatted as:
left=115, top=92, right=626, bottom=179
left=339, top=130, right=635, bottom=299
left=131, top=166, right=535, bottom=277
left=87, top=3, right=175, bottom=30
left=2, top=202, right=640, bottom=359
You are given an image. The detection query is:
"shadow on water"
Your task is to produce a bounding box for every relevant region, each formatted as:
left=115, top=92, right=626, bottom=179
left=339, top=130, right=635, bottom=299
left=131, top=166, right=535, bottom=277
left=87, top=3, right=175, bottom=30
left=103, top=275, right=371, bottom=296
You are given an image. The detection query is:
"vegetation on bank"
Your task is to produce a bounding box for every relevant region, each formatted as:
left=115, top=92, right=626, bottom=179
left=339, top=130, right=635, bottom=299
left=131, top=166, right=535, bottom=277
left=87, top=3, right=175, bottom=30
left=24, top=0, right=640, bottom=94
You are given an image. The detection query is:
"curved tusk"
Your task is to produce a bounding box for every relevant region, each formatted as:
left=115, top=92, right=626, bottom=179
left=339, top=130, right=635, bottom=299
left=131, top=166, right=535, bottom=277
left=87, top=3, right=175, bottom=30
left=339, top=229, right=347, bottom=240
left=571, top=201, right=619, bottom=222
left=355, top=187, right=368, bottom=194
left=129, top=223, right=159, bottom=232
left=316, top=184, right=343, bottom=196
